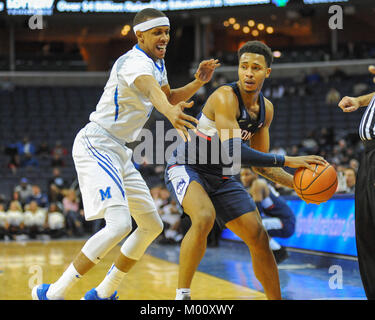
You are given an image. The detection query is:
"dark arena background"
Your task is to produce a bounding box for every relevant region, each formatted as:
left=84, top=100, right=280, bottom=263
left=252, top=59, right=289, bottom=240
left=0, top=0, right=374, bottom=302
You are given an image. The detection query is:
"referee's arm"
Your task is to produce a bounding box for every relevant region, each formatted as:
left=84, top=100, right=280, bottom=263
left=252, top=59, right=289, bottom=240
left=338, top=92, right=375, bottom=113
left=339, top=66, right=375, bottom=112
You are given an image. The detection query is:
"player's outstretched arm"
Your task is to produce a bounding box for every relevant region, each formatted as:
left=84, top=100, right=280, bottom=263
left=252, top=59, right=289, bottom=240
left=162, top=59, right=220, bottom=105
left=134, top=75, right=198, bottom=142
left=212, top=87, right=327, bottom=171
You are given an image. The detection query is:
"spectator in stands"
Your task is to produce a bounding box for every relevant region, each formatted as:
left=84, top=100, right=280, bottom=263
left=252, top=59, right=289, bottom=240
left=10, top=190, right=21, bottom=205
left=349, top=158, right=359, bottom=172
left=272, top=84, right=285, bottom=100
left=4, top=140, right=21, bottom=174
left=51, top=141, right=68, bottom=158
left=344, top=167, right=356, bottom=194
left=159, top=198, right=183, bottom=244
left=51, top=141, right=68, bottom=167
left=317, top=127, right=335, bottom=153
left=0, top=203, right=9, bottom=240
left=332, top=138, right=349, bottom=165
left=7, top=200, right=25, bottom=240
left=7, top=153, right=21, bottom=174
left=17, top=136, right=38, bottom=168
left=305, top=69, right=322, bottom=85
left=336, top=165, right=349, bottom=194
left=23, top=200, right=47, bottom=239
left=157, top=186, right=172, bottom=215
left=270, top=144, right=286, bottom=157
left=14, top=178, right=33, bottom=206
left=288, top=144, right=300, bottom=157
left=353, top=82, right=368, bottom=96
left=150, top=185, right=163, bottom=212
left=26, top=185, right=49, bottom=209
left=51, top=153, right=65, bottom=168
left=0, top=194, right=6, bottom=207
left=46, top=202, right=66, bottom=239
left=62, top=189, right=84, bottom=237
left=36, top=141, right=50, bottom=160
left=326, top=88, right=341, bottom=105
left=48, top=167, right=67, bottom=191
left=48, top=183, right=64, bottom=210
left=344, top=147, right=356, bottom=165
left=300, top=130, right=319, bottom=154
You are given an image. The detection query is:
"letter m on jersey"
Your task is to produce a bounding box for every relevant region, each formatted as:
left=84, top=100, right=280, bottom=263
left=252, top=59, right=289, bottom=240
left=100, top=187, right=112, bottom=201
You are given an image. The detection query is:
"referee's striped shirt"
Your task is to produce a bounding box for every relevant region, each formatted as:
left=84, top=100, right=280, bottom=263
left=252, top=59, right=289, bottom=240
left=359, top=94, right=375, bottom=141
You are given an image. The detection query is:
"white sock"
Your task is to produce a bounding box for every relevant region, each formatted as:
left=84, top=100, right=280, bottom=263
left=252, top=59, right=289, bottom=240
left=175, top=288, right=191, bottom=300
left=165, top=229, right=177, bottom=239
left=96, top=264, right=126, bottom=298
left=269, top=238, right=281, bottom=251
left=47, top=263, right=82, bottom=300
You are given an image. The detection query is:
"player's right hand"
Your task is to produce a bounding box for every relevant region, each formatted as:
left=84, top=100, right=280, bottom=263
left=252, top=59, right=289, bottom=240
left=167, top=101, right=199, bottom=142
left=284, top=155, right=328, bottom=171
left=338, top=96, right=360, bottom=113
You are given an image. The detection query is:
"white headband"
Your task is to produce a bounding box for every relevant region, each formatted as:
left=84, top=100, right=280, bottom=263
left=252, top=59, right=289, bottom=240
left=133, top=17, right=170, bottom=33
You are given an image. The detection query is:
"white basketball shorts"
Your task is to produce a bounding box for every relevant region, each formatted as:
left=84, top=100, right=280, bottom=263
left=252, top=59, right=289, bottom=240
left=72, top=122, right=156, bottom=221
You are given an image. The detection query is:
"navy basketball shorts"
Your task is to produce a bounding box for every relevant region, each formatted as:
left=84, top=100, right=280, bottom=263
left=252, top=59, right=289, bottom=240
left=165, top=164, right=257, bottom=228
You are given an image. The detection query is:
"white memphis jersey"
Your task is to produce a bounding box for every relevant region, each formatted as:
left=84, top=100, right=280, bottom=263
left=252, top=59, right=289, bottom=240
left=89, top=44, right=168, bottom=143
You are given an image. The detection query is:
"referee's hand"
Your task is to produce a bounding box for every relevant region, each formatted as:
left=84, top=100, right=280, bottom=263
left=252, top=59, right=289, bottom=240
left=338, top=96, right=360, bottom=113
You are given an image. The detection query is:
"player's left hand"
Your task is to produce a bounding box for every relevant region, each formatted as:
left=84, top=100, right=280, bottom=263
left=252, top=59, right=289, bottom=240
left=194, top=59, right=221, bottom=84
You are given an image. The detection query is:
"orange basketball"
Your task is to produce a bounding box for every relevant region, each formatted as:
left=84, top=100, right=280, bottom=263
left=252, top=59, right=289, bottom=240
left=293, top=164, right=338, bottom=205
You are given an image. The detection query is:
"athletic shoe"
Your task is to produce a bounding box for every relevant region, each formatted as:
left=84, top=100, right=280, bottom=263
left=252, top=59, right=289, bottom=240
left=32, top=284, right=53, bottom=300
left=179, top=294, right=191, bottom=300
left=82, top=288, right=119, bottom=300
left=175, top=291, right=191, bottom=300
left=272, top=246, right=289, bottom=264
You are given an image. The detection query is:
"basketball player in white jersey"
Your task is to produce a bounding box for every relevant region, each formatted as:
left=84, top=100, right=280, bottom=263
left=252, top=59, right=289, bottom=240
left=32, top=8, right=220, bottom=300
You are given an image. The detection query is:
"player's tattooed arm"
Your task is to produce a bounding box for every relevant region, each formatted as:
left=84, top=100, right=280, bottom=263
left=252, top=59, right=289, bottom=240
left=250, top=99, right=293, bottom=188
left=252, top=167, right=294, bottom=189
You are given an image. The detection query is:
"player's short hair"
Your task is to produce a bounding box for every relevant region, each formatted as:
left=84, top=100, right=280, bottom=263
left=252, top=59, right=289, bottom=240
left=238, top=41, right=273, bottom=67
left=133, top=8, right=167, bottom=26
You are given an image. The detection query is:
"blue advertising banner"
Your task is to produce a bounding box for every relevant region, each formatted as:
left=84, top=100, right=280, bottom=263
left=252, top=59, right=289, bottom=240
left=221, top=195, right=357, bottom=256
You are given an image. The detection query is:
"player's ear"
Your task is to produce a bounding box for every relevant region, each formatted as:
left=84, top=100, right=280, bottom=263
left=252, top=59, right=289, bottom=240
left=265, top=68, right=271, bottom=78
left=136, top=30, right=144, bottom=43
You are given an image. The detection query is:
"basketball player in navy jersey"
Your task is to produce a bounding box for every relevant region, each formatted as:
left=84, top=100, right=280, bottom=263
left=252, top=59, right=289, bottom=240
left=165, top=41, right=327, bottom=300
left=240, top=168, right=295, bottom=264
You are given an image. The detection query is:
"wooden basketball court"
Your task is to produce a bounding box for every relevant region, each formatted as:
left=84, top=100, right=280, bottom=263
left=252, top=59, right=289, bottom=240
left=0, top=239, right=266, bottom=300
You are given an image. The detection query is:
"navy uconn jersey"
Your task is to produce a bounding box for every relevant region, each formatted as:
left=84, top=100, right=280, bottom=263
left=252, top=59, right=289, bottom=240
left=167, top=82, right=266, bottom=175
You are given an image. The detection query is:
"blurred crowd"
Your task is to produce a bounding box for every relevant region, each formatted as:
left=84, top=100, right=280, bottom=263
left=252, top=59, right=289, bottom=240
left=0, top=169, right=88, bottom=241
left=4, top=136, right=68, bottom=174
left=216, top=42, right=375, bottom=66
